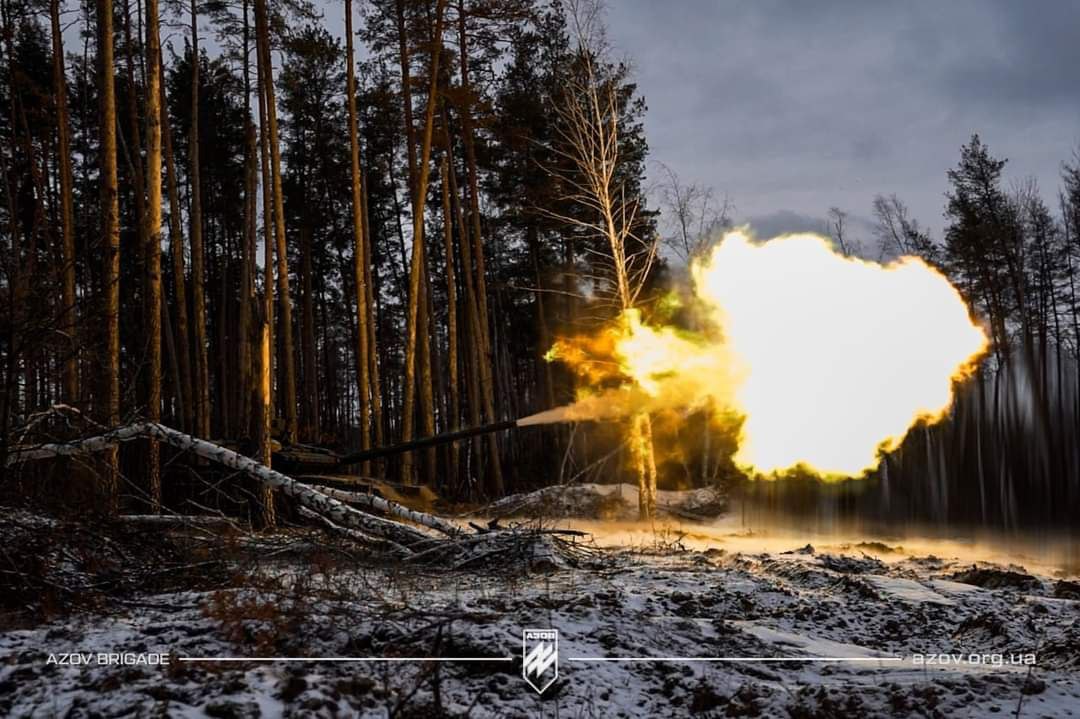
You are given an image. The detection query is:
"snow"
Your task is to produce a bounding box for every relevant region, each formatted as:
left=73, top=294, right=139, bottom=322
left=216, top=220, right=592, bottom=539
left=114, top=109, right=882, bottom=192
left=2, top=518, right=1079, bottom=717
left=864, top=575, right=957, bottom=605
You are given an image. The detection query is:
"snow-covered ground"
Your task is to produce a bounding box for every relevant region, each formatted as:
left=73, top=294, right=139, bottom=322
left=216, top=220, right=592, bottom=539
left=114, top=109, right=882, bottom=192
left=2, top=515, right=1078, bottom=718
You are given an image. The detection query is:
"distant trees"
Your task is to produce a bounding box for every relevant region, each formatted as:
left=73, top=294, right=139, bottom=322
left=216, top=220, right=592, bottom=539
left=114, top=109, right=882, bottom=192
left=0, top=0, right=663, bottom=512
left=658, top=164, right=731, bottom=264
left=874, top=134, right=1080, bottom=527
left=872, top=194, right=937, bottom=264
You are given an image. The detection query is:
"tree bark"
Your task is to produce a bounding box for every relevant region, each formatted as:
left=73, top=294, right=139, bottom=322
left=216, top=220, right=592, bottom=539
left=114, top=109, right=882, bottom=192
left=144, top=0, right=163, bottom=511
left=236, top=0, right=255, bottom=439
left=160, top=47, right=192, bottom=432
left=345, top=0, right=372, bottom=469
left=253, top=321, right=276, bottom=527
left=238, top=120, right=256, bottom=435
left=630, top=411, right=657, bottom=520
left=299, top=224, right=319, bottom=442
left=454, top=0, right=502, bottom=495
left=399, top=0, right=446, bottom=484
left=188, top=0, right=211, bottom=440
left=446, top=148, right=484, bottom=488
left=439, top=156, right=459, bottom=489
left=50, top=0, right=78, bottom=404
left=256, top=37, right=274, bottom=422
left=97, top=0, right=121, bottom=513
left=254, top=0, right=298, bottom=445
left=6, top=422, right=436, bottom=545
left=360, top=170, right=384, bottom=451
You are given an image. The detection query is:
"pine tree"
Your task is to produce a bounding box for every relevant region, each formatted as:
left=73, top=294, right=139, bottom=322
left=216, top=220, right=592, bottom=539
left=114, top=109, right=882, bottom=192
left=144, top=0, right=163, bottom=509
left=98, top=0, right=121, bottom=512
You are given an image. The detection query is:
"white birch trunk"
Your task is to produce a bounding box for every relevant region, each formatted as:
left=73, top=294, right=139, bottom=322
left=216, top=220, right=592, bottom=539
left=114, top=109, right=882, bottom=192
left=6, top=422, right=437, bottom=547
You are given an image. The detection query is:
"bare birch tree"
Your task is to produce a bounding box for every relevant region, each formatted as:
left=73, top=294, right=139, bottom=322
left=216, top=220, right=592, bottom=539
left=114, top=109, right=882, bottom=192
left=551, top=0, right=660, bottom=518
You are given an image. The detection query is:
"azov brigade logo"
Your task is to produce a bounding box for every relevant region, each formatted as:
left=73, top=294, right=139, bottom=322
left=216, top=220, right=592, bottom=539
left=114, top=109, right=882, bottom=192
left=522, top=629, right=558, bottom=694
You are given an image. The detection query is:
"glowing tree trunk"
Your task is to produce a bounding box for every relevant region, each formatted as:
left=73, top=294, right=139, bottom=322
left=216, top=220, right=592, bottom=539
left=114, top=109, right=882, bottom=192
left=345, top=0, right=372, bottom=470
left=144, top=0, right=164, bottom=510
left=254, top=0, right=297, bottom=446
left=97, top=0, right=120, bottom=513
left=399, top=0, right=446, bottom=484
left=252, top=0, right=277, bottom=527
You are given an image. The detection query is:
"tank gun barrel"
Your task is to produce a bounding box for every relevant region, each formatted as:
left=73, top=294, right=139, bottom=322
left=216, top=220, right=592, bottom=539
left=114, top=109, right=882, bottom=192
left=336, top=419, right=519, bottom=466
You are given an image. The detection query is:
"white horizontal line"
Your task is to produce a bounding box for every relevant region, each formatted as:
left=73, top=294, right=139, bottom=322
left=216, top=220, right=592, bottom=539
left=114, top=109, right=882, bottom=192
left=177, top=656, right=515, bottom=663
left=567, top=656, right=903, bottom=663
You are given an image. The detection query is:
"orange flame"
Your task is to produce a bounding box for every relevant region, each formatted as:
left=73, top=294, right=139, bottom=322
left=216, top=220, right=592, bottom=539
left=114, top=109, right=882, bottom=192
left=539, top=229, right=989, bottom=478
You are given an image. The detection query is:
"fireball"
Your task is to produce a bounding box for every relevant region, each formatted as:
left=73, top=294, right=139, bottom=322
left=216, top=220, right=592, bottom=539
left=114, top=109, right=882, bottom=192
left=539, top=229, right=988, bottom=478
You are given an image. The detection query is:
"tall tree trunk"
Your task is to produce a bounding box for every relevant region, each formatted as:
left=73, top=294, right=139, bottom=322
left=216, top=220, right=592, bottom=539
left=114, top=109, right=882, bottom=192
left=447, top=148, right=483, bottom=490
left=122, top=0, right=146, bottom=297
left=249, top=0, right=276, bottom=527
left=360, top=171, right=383, bottom=451
left=439, top=156, right=459, bottom=489
left=394, top=0, right=417, bottom=480
left=253, top=319, right=276, bottom=527
left=526, top=221, right=554, bottom=409
left=98, top=0, right=121, bottom=512
left=455, top=0, right=501, bottom=493
left=418, top=257, right=436, bottom=484
left=160, top=55, right=192, bottom=431
left=50, top=0, right=78, bottom=404
left=300, top=224, right=318, bottom=442
left=144, top=0, right=163, bottom=510
left=399, top=0, right=446, bottom=484
left=395, top=0, right=418, bottom=198
left=238, top=119, right=255, bottom=435
left=345, top=0, right=372, bottom=470
left=257, top=39, right=274, bottom=422
left=236, top=0, right=255, bottom=440
left=188, top=0, right=211, bottom=440
left=253, top=112, right=276, bottom=528
left=255, top=0, right=297, bottom=445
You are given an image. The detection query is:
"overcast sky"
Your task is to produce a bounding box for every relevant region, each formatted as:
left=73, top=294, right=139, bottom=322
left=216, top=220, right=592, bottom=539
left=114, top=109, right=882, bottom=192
left=604, top=0, right=1080, bottom=244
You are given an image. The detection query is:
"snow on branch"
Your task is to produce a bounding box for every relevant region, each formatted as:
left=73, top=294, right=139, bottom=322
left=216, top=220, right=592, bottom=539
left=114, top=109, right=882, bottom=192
left=5, top=422, right=445, bottom=547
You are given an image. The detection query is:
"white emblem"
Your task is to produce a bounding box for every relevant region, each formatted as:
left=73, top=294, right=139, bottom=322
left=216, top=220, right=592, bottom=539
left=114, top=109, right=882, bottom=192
left=522, top=628, right=558, bottom=694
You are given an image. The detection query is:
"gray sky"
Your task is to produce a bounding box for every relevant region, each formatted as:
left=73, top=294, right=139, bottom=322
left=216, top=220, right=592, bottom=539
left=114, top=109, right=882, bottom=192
left=604, top=0, right=1080, bottom=244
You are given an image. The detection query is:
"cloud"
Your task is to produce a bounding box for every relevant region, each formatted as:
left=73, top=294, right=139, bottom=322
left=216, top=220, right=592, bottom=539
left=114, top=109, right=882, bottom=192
left=607, top=0, right=1079, bottom=237
left=740, top=210, right=878, bottom=251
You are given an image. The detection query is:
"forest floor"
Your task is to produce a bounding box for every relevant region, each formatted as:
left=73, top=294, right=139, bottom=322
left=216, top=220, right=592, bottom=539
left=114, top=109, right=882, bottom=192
left=1, top=496, right=1080, bottom=718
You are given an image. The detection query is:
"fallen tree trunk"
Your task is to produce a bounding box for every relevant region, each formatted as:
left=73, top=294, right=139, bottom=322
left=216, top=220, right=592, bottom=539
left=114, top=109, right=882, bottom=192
left=118, top=514, right=241, bottom=530
left=6, top=422, right=436, bottom=547
left=298, top=506, right=409, bottom=556
left=301, top=483, right=460, bottom=537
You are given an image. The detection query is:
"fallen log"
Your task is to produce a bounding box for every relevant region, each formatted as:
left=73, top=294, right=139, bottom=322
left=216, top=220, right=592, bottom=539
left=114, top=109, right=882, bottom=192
left=118, top=514, right=242, bottom=530
left=302, top=483, right=460, bottom=537
left=298, top=506, right=409, bottom=556
left=6, top=422, right=436, bottom=547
